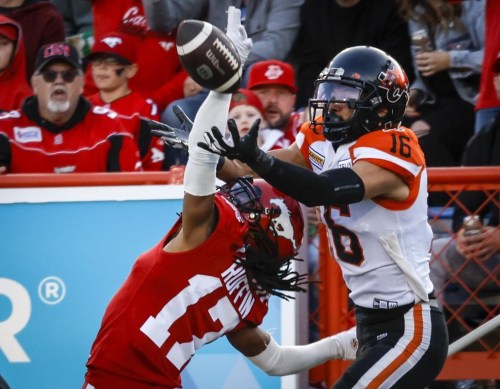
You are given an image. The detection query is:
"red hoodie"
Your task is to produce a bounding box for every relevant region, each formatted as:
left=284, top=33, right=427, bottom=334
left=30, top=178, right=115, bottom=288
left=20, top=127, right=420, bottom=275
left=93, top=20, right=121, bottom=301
left=0, top=15, right=32, bottom=112
left=0, top=0, right=65, bottom=78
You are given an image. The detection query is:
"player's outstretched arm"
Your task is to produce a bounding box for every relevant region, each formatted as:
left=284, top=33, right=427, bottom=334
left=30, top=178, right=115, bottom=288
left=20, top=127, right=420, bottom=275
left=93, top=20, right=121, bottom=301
left=227, top=326, right=357, bottom=376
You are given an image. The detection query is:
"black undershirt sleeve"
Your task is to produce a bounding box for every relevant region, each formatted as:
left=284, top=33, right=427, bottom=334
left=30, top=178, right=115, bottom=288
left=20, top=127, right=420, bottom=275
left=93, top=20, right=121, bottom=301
left=248, top=154, right=365, bottom=207
left=0, top=134, right=11, bottom=169
left=107, top=135, right=124, bottom=172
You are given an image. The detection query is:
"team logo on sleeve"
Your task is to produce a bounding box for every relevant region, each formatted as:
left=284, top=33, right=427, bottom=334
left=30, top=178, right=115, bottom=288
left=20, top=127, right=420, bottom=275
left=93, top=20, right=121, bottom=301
left=308, top=147, right=325, bottom=170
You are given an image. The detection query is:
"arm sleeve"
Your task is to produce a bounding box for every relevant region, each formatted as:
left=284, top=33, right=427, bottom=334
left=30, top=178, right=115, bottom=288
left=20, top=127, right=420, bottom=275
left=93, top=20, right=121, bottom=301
left=248, top=328, right=357, bottom=376
left=249, top=154, right=365, bottom=207
left=184, top=91, right=231, bottom=196
left=0, top=134, right=11, bottom=170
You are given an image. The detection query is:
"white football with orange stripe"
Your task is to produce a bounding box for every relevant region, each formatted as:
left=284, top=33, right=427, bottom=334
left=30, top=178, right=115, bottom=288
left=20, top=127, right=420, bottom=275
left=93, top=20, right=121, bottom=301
left=176, top=20, right=242, bottom=94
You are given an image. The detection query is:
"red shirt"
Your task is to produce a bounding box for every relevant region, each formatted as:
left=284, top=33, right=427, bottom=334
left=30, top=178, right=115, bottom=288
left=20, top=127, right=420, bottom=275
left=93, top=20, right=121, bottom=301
left=0, top=15, right=32, bottom=111
left=475, top=0, right=500, bottom=111
left=85, top=196, right=269, bottom=388
left=89, top=91, right=164, bottom=171
left=88, top=0, right=187, bottom=111
left=266, top=111, right=303, bottom=151
left=0, top=97, right=141, bottom=173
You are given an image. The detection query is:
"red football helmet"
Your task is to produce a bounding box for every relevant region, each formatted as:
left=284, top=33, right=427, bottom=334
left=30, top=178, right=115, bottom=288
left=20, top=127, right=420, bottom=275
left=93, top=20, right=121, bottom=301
left=219, top=177, right=304, bottom=258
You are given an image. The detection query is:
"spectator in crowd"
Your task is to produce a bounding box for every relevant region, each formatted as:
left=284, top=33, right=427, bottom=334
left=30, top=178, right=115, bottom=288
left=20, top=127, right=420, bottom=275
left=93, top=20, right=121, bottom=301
left=0, top=0, right=65, bottom=78
left=247, top=60, right=303, bottom=151
left=228, top=88, right=267, bottom=150
left=83, top=10, right=357, bottom=386
left=474, top=0, right=500, bottom=132
left=146, top=0, right=304, bottom=140
left=430, top=52, right=500, bottom=312
left=398, top=0, right=484, bottom=168
left=86, top=31, right=165, bottom=171
left=0, top=14, right=31, bottom=112
left=144, top=0, right=303, bottom=78
left=50, top=0, right=93, bottom=37
left=0, top=42, right=141, bottom=174
left=86, top=0, right=190, bottom=113
left=288, top=0, right=415, bottom=109
left=429, top=60, right=499, bottom=387
left=202, top=45, right=449, bottom=388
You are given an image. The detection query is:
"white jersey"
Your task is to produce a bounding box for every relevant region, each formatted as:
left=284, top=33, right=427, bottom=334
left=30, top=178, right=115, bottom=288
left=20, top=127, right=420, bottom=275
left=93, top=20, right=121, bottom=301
left=296, top=125, right=434, bottom=308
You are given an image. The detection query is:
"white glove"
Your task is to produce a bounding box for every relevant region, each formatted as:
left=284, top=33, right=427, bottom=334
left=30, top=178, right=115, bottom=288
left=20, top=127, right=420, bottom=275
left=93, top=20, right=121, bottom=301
left=226, top=6, right=253, bottom=65
left=330, top=326, right=358, bottom=360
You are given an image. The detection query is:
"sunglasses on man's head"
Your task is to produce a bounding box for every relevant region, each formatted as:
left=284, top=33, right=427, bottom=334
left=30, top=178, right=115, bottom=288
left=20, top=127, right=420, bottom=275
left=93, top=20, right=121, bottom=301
left=38, top=69, right=80, bottom=83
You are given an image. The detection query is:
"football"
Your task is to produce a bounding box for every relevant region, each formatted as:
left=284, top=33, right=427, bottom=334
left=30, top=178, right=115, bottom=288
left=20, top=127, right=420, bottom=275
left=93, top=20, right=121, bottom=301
left=176, top=20, right=242, bottom=94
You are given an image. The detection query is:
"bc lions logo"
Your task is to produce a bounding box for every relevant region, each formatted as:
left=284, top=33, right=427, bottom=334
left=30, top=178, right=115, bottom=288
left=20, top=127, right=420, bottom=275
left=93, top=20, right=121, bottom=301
left=102, top=37, right=123, bottom=48
left=378, top=65, right=409, bottom=103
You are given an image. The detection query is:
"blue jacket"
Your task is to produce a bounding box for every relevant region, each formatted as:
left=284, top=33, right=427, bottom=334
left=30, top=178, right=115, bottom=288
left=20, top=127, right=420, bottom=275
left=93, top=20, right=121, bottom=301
left=408, top=0, right=485, bottom=105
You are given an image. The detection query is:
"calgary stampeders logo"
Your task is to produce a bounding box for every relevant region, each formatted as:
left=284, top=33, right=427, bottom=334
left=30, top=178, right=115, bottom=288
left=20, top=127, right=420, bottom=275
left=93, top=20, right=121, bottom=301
left=43, top=43, right=70, bottom=59
left=122, top=6, right=147, bottom=30
left=378, top=64, right=409, bottom=103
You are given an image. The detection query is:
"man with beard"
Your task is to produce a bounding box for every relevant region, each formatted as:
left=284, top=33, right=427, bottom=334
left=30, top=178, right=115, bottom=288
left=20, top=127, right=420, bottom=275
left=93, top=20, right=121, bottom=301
left=247, top=60, right=302, bottom=151
left=0, top=41, right=142, bottom=174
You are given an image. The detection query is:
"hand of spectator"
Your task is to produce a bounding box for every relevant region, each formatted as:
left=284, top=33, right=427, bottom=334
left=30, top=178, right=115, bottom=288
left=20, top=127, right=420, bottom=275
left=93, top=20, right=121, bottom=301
left=456, top=226, right=500, bottom=262
left=405, top=89, right=422, bottom=119
left=415, top=51, right=451, bottom=77
left=183, top=76, right=203, bottom=97
left=0, top=166, right=6, bottom=174
left=410, top=120, right=431, bottom=138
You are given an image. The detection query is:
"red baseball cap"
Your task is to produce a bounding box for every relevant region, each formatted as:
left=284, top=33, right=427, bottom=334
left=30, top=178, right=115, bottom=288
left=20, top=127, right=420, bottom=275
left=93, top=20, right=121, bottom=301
left=86, top=32, right=136, bottom=65
left=247, top=60, right=297, bottom=94
left=0, top=24, right=17, bottom=41
left=230, top=88, right=266, bottom=117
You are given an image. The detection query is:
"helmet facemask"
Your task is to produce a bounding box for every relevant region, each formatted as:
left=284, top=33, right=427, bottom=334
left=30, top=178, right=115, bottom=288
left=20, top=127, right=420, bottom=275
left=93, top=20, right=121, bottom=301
left=309, top=76, right=383, bottom=145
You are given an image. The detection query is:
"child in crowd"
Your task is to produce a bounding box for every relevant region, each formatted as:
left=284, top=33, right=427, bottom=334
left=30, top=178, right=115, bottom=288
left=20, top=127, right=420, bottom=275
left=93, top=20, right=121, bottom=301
left=0, top=15, right=31, bottom=112
left=229, top=88, right=289, bottom=152
left=86, top=32, right=165, bottom=171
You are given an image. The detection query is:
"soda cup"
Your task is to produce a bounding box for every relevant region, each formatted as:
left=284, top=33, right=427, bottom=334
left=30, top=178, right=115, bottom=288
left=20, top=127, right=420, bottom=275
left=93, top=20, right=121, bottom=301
left=462, top=215, right=482, bottom=236
left=411, top=29, right=432, bottom=55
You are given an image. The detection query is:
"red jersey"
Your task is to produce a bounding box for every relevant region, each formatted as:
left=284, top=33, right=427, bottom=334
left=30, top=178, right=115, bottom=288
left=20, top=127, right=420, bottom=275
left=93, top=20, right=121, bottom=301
left=475, top=0, right=500, bottom=111
left=85, top=196, right=269, bottom=388
left=89, top=91, right=164, bottom=171
left=0, top=97, right=141, bottom=173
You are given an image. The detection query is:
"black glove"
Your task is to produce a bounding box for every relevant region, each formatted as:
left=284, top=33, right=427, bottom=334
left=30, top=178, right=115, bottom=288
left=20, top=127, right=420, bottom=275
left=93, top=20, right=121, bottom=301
left=148, top=105, right=193, bottom=150
left=198, top=118, right=275, bottom=174
left=198, top=118, right=258, bottom=162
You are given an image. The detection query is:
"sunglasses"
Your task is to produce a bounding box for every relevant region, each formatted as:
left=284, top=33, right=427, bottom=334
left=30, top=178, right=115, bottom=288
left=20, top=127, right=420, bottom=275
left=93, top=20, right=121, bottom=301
left=39, top=69, right=80, bottom=83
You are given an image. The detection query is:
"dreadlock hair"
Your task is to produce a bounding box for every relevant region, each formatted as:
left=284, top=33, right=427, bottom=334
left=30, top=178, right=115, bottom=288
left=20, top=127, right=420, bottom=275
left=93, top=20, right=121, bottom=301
left=235, top=228, right=308, bottom=301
